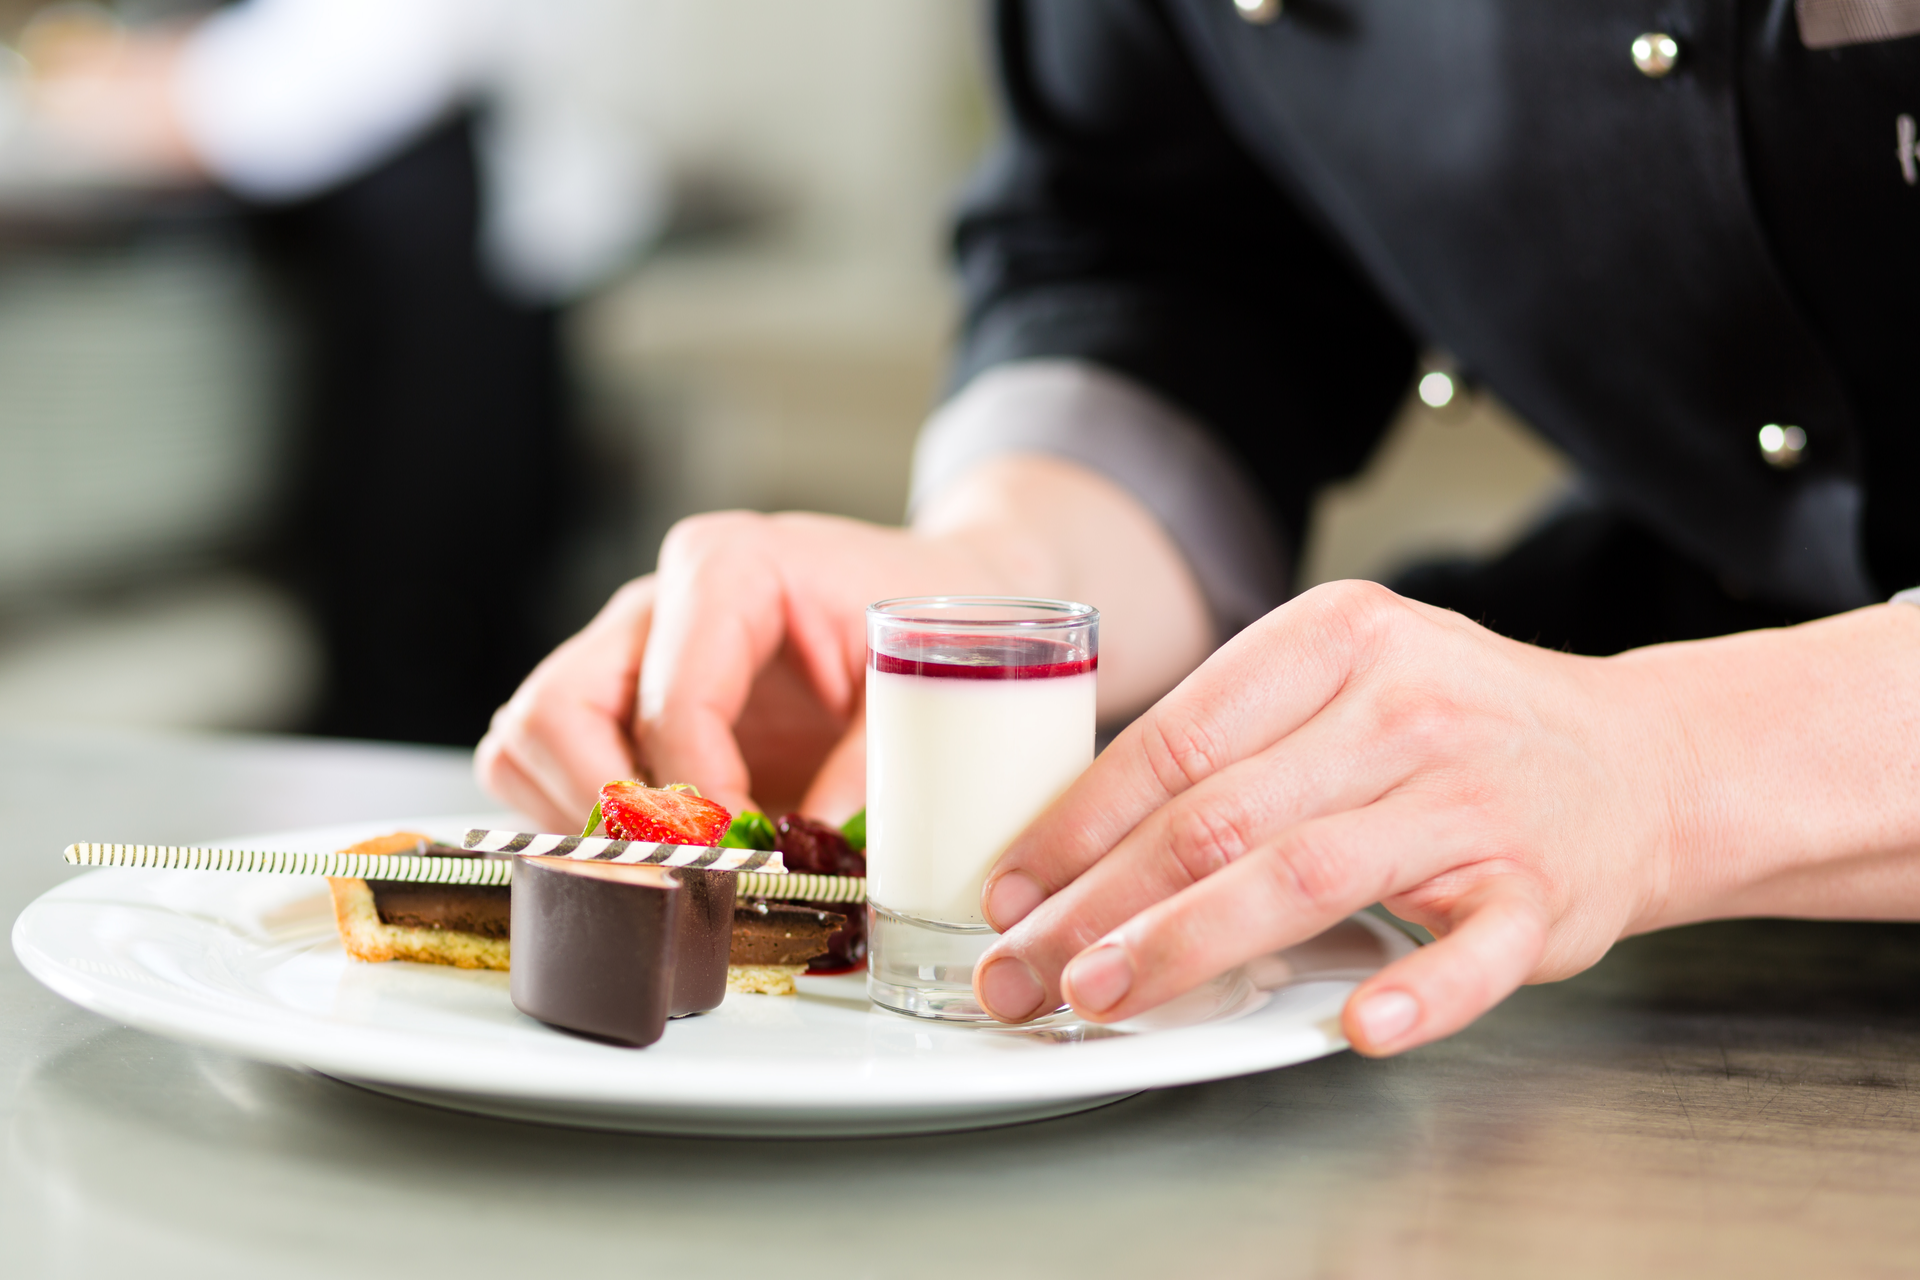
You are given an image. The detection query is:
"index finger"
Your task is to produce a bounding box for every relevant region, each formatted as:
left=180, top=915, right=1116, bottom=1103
left=475, top=578, right=655, bottom=827
left=981, top=583, right=1382, bottom=931
left=635, top=516, right=791, bottom=814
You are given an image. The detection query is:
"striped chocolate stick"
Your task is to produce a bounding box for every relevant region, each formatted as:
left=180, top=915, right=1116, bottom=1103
left=462, top=832, right=867, bottom=900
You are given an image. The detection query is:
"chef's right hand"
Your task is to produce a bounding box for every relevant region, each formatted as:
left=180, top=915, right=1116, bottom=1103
left=476, top=509, right=997, bottom=830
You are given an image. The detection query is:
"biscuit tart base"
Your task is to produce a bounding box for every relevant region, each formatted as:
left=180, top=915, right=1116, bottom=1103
left=725, top=964, right=805, bottom=996
left=327, top=877, right=510, bottom=971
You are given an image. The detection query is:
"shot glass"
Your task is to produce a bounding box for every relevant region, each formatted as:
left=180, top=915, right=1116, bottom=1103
left=865, top=596, right=1098, bottom=1020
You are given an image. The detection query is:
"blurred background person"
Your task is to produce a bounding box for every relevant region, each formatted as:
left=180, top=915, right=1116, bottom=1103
left=14, top=0, right=667, bottom=745
left=0, top=0, right=998, bottom=745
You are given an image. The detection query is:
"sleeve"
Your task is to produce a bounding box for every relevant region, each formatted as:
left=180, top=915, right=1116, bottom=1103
left=911, top=360, right=1291, bottom=639
left=941, top=0, right=1418, bottom=580
left=173, top=0, right=499, bottom=202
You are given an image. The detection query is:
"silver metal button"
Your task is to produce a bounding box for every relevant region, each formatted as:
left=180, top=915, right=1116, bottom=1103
left=1632, top=33, right=1680, bottom=77
left=1235, top=0, right=1282, bottom=25
left=1418, top=371, right=1456, bottom=409
left=1758, top=423, right=1806, bottom=469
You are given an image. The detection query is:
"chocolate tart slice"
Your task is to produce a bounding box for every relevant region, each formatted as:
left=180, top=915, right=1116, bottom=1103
left=727, top=900, right=847, bottom=996
left=327, top=833, right=510, bottom=971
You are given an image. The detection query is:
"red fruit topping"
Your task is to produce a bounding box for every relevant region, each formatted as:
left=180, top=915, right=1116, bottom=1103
left=599, top=781, right=733, bottom=845
left=774, top=813, right=867, bottom=973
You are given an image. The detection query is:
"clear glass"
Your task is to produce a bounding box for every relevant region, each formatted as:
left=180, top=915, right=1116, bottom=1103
left=864, top=596, right=1098, bottom=1020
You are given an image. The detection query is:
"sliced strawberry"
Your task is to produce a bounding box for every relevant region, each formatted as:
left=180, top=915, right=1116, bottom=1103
left=598, top=780, right=733, bottom=845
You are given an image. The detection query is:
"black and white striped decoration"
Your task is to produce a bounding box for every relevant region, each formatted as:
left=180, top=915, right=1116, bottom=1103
left=462, top=829, right=785, bottom=873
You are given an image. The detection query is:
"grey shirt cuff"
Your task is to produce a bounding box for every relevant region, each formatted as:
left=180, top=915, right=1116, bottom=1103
left=1892, top=588, right=1920, bottom=608
left=909, top=360, right=1290, bottom=641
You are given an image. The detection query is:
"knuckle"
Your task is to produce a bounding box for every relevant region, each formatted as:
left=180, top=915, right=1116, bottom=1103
left=658, top=510, right=764, bottom=567
left=1139, top=708, right=1229, bottom=795
left=1300, top=578, right=1411, bottom=654
left=1162, top=800, right=1256, bottom=884
left=484, top=687, right=533, bottom=743
left=1320, top=577, right=1399, bottom=612
left=1308, top=577, right=1399, bottom=623
left=1371, top=685, right=1463, bottom=756
left=516, top=691, right=577, bottom=748
left=480, top=695, right=520, bottom=745
left=472, top=730, right=506, bottom=781
left=1507, top=901, right=1551, bottom=962
left=1263, top=828, right=1353, bottom=914
left=605, top=575, right=655, bottom=614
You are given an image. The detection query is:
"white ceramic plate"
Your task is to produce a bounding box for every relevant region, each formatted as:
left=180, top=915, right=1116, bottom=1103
left=13, top=816, right=1417, bottom=1137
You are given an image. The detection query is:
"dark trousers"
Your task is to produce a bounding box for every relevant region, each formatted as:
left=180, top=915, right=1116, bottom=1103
left=258, top=114, right=573, bottom=746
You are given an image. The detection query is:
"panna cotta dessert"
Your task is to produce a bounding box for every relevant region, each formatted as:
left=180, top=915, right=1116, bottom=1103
left=865, top=597, right=1097, bottom=1021
left=867, top=640, right=1095, bottom=922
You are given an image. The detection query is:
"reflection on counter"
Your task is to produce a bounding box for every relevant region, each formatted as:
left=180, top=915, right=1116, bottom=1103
left=15, top=920, right=1920, bottom=1277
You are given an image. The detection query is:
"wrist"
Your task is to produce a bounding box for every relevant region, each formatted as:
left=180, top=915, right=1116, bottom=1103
left=910, top=459, right=1067, bottom=598
left=1593, top=641, right=1722, bottom=933
left=1611, top=604, right=1920, bottom=927
left=913, top=454, right=1215, bottom=717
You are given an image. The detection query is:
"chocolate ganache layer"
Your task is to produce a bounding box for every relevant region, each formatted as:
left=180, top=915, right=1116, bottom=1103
left=730, top=900, right=847, bottom=967
left=368, top=843, right=511, bottom=938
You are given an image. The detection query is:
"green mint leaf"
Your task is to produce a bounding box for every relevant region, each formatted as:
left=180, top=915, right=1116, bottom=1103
left=721, top=810, right=778, bottom=850
left=580, top=800, right=602, bottom=839
left=840, top=807, right=866, bottom=852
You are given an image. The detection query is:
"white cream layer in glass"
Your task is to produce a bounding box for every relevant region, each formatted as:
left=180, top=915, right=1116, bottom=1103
left=867, top=667, right=1095, bottom=923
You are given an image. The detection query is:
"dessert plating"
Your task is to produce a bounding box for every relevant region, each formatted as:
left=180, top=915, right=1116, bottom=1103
left=258, top=780, right=870, bottom=1046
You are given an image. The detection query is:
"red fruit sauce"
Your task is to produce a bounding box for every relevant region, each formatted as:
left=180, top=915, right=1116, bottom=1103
left=772, top=813, right=868, bottom=974
left=868, top=633, right=1096, bottom=680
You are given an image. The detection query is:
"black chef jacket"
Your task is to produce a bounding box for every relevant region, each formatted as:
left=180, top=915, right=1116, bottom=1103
left=949, top=0, right=1919, bottom=651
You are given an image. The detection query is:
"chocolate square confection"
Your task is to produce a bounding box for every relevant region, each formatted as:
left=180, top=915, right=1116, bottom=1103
left=663, top=866, right=737, bottom=1017
left=509, top=857, right=681, bottom=1047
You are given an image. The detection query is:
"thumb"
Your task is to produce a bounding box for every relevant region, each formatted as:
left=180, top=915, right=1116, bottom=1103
left=1341, top=879, right=1547, bottom=1056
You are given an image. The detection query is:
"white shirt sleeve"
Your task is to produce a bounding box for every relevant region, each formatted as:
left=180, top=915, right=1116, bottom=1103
left=171, top=0, right=501, bottom=202
left=170, top=0, right=667, bottom=302
left=910, top=360, right=1291, bottom=641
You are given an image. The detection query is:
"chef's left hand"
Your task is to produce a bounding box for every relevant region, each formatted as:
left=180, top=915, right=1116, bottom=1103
left=971, top=580, right=1874, bottom=1054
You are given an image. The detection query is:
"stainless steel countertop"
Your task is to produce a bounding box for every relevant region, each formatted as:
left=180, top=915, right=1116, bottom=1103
left=5, top=726, right=1919, bottom=1278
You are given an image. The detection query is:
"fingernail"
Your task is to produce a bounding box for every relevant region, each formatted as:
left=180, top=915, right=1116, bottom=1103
left=983, top=870, right=1046, bottom=931
left=977, top=957, right=1045, bottom=1022
left=1354, top=990, right=1419, bottom=1047
left=1063, top=943, right=1134, bottom=1015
